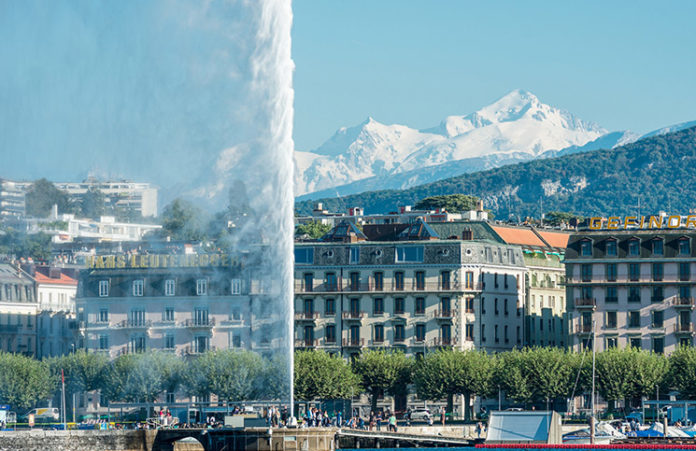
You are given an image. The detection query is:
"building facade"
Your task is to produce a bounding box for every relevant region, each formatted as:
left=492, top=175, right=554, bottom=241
left=293, top=239, right=526, bottom=359
left=566, top=229, right=696, bottom=353
left=0, top=264, right=38, bottom=356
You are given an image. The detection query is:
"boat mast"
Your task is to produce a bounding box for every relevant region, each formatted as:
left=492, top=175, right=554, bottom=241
left=591, top=319, right=596, bottom=444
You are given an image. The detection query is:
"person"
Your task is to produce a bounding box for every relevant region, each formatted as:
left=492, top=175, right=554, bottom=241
left=376, top=411, right=382, bottom=431
left=336, top=410, right=342, bottom=428
left=476, top=421, right=483, bottom=438
left=369, top=411, right=375, bottom=431
left=388, top=413, right=398, bottom=432
left=440, top=407, right=446, bottom=426
left=281, top=406, right=288, bottom=426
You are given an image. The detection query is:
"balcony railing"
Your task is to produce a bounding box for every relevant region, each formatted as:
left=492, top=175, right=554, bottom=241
left=115, top=320, right=152, bottom=329
left=294, top=312, right=320, bottom=321
left=393, top=337, right=407, bottom=346
left=411, top=337, right=427, bottom=345
left=580, top=324, right=593, bottom=333
left=433, top=309, right=456, bottom=320
left=432, top=337, right=457, bottom=346
left=294, top=281, right=469, bottom=293
left=342, top=338, right=365, bottom=347
left=575, top=298, right=596, bottom=308
left=294, top=339, right=317, bottom=348
left=181, top=318, right=216, bottom=328
left=675, top=323, right=694, bottom=334
left=184, top=345, right=216, bottom=355
left=342, top=311, right=366, bottom=320
left=673, top=297, right=696, bottom=308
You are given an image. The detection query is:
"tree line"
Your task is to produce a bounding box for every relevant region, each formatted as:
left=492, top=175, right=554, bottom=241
left=3, top=347, right=696, bottom=416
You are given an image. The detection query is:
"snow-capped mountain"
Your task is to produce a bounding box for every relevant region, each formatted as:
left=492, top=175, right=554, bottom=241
left=295, top=90, right=623, bottom=199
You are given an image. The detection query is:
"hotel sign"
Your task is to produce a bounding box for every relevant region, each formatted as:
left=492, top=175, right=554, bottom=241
left=589, top=215, right=696, bottom=230
left=87, top=254, right=236, bottom=270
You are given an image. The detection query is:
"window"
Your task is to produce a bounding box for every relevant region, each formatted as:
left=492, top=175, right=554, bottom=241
left=465, top=324, right=474, bottom=341
left=680, top=286, right=691, bottom=300
left=581, top=264, right=592, bottom=282
left=373, top=272, right=384, bottom=291
left=349, top=325, right=360, bottom=344
left=494, top=273, right=499, bottom=288
left=680, top=262, right=691, bottom=281
left=394, top=324, right=405, bottom=342
left=606, top=264, right=617, bottom=282
left=394, top=272, right=404, bottom=291
left=580, top=241, right=592, bottom=257
left=231, top=279, right=242, bottom=295
left=680, top=238, right=690, bottom=256
left=465, top=297, right=474, bottom=313
left=581, top=286, right=593, bottom=300
left=652, top=286, right=663, bottom=303
left=349, top=272, right=360, bottom=290
left=325, top=325, right=336, bottom=343
left=325, top=272, right=337, bottom=291
left=415, top=271, right=425, bottom=290
left=606, top=311, right=617, bottom=328
left=441, top=271, right=451, bottom=290
left=504, top=299, right=509, bottom=316
left=653, top=336, right=665, bottom=354
left=441, top=324, right=452, bottom=345
left=350, top=298, right=360, bottom=315
left=628, top=311, right=641, bottom=328
left=494, top=325, right=499, bottom=343
left=303, top=273, right=314, bottom=292
left=303, top=298, right=314, bottom=315
left=130, top=309, right=146, bottom=326
left=395, top=246, right=424, bottom=262
left=629, top=286, right=641, bottom=303
left=303, top=326, right=314, bottom=344
left=165, top=308, right=175, bottom=322
left=99, top=335, right=108, bottom=350
left=465, top=271, right=474, bottom=289
left=394, top=298, right=405, bottom=314
left=164, top=279, right=176, bottom=296
left=98, top=308, right=109, bottom=323
left=294, top=248, right=314, bottom=264
left=629, top=337, right=642, bottom=349
left=481, top=297, right=486, bottom=314
left=652, top=310, right=664, bottom=328
left=373, top=325, right=385, bottom=343
left=504, top=325, right=509, bottom=343
left=165, top=335, right=175, bottom=349
left=440, top=297, right=451, bottom=316
left=628, top=239, right=640, bottom=256
left=349, top=247, right=360, bottom=264
left=373, top=298, right=384, bottom=315
left=481, top=324, right=486, bottom=341
left=132, top=279, right=144, bottom=297
left=606, top=240, right=617, bottom=256
left=606, top=337, right=618, bottom=348
left=494, top=298, right=499, bottom=315
left=416, top=324, right=426, bottom=342
left=194, top=308, right=209, bottom=326
left=652, top=263, right=663, bottom=281
left=325, top=298, right=335, bottom=315
left=652, top=239, right=664, bottom=255
left=98, top=280, right=109, bottom=297
left=415, top=297, right=425, bottom=315
left=196, top=279, right=207, bottom=296
left=629, top=263, right=640, bottom=281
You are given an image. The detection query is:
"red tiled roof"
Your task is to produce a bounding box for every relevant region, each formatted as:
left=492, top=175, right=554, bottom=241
left=536, top=230, right=570, bottom=249
left=34, top=272, right=78, bottom=286
left=491, top=226, right=546, bottom=247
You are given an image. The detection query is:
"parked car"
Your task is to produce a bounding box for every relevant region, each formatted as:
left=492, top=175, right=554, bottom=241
left=410, top=408, right=431, bottom=421
left=20, top=408, right=60, bottom=423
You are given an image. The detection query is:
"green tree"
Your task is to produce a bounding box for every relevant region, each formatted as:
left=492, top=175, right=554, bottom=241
left=294, top=350, right=360, bottom=401
left=295, top=221, right=332, bottom=239
left=48, top=350, right=109, bottom=395
left=628, top=349, right=668, bottom=404
left=79, top=188, right=106, bottom=220
left=182, top=350, right=264, bottom=402
left=595, top=347, right=633, bottom=411
left=494, top=349, right=533, bottom=406
left=159, top=199, right=207, bottom=241
left=263, top=354, right=292, bottom=401
left=352, top=349, right=412, bottom=412
left=414, top=194, right=479, bottom=212
left=102, top=352, right=182, bottom=403
left=25, top=178, right=71, bottom=218
left=544, top=211, right=583, bottom=227
left=414, top=349, right=493, bottom=420
left=0, top=352, right=54, bottom=409
left=524, top=348, right=577, bottom=409
left=667, top=346, right=696, bottom=399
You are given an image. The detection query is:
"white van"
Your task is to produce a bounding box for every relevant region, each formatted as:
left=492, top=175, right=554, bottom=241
left=26, top=408, right=60, bottom=422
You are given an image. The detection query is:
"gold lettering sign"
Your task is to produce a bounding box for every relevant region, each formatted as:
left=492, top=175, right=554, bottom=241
left=87, top=254, right=235, bottom=270
left=588, top=215, right=696, bottom=230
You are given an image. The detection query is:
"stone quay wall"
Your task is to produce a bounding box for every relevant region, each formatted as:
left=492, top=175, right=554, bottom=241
left=0, top=430, right=146, bottom=451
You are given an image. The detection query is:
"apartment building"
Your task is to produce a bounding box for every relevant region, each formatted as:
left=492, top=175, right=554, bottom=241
left=0, top=264, right=38, bottom=356
left=293, top=221, right=527, bottom=359
left=566, top=229, right=696, bottom=353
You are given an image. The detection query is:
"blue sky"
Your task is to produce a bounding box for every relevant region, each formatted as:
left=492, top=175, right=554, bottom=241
left=0, top=1, right=695, bottom=182
left=292, top=1, right=696, bottom=150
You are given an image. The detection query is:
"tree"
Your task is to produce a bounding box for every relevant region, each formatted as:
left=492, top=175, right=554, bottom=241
left=102, top=352, right=183, bottom=403
left=667, top=346, right=696, bottom=399
left=595, top=347, right=633, bottom=411
left=494, top=349, right=533, bottom=406
left=628, top=349, right=668, bottom=404
left=79, top=188, right=106, bottom=220
left=25, top=178, right=71, bottom=218
left=48, top=350, right=109, bottom=395
left=414, top=194, right=479, bottom=213
left=159, top=199, right=207, bottom=241
left=294, top=350, right=360, bottom=401
left=263, top=354, right=292, bottom=401
left=352, top=350, right=412, bottom=412
left=414, top=349, right=493, bottom=420
left=523, top=348, right=577, bottom=409
left=182, top=350, right=264, bottom=402
left=0, top=352, right=54, bottom=409
left=295, top=221, right=332, bottom=239
left=544, top=211, right=583, bottom=227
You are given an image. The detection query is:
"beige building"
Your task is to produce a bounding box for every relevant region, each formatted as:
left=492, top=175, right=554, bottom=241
left=566, top=229, right=696, bottom=353
left=0, top=263, right=38, bottom=356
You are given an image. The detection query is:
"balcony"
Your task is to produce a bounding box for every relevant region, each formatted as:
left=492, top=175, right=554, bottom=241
left=184, top=345, right=216, bottom=355
left=320, top=338, right=338, bottom=347
left=575, top=298, right=596, bottom=309
left=115, top=320, right=152, bottom=329
left=674, top=323, right=695, bottom=335
left=433, top=309, right=456, bottom=320
left=294, top=312, right=319, bottom=321
left=411, top=337, right=427, bottom=346
left=432, top=337, right=457, bottom=346
left=393, top=337, right=408, bottom=347
left=673, top=297, right=696, bottom=309
left=342, top=338, right=365, bottom=347
left=342, top=311, right=366, bottom=321
left=181, top=318, right=216, bottom=328
left=294, top=280, right=470, bottom=293
left=579, top=323, right=593, bottom=334
left=294, top=339, right=317, bottom=348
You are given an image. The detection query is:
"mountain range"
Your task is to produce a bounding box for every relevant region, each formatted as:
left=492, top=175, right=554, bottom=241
left=295, top=90, right=644, bottom=200
left=295, top=125, right=696, bottom=219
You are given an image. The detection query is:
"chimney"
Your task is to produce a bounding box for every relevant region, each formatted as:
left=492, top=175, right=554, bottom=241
left=462, top=229, right=473, bottom=240
left=476, top=200, right=484, bottom=212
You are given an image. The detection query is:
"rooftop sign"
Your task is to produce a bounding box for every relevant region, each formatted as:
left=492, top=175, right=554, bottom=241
left=589, top=215, right=696, bottom=230
left=86, top=254, right=236, bottom=270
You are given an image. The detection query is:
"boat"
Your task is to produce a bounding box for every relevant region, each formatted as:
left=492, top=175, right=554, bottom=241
left=563, top=421, right=626, bottom=444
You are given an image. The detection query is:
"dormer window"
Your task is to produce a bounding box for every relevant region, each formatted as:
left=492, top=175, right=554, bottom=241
left=652, top=238, right=664, bottom=256
left=580, top=240, right=592, bottom=257
left=679, top=238, right=690, bottom=256
left=606, top=239, right=617, bottom=257
left=628, top=239, right=640, bottom=257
